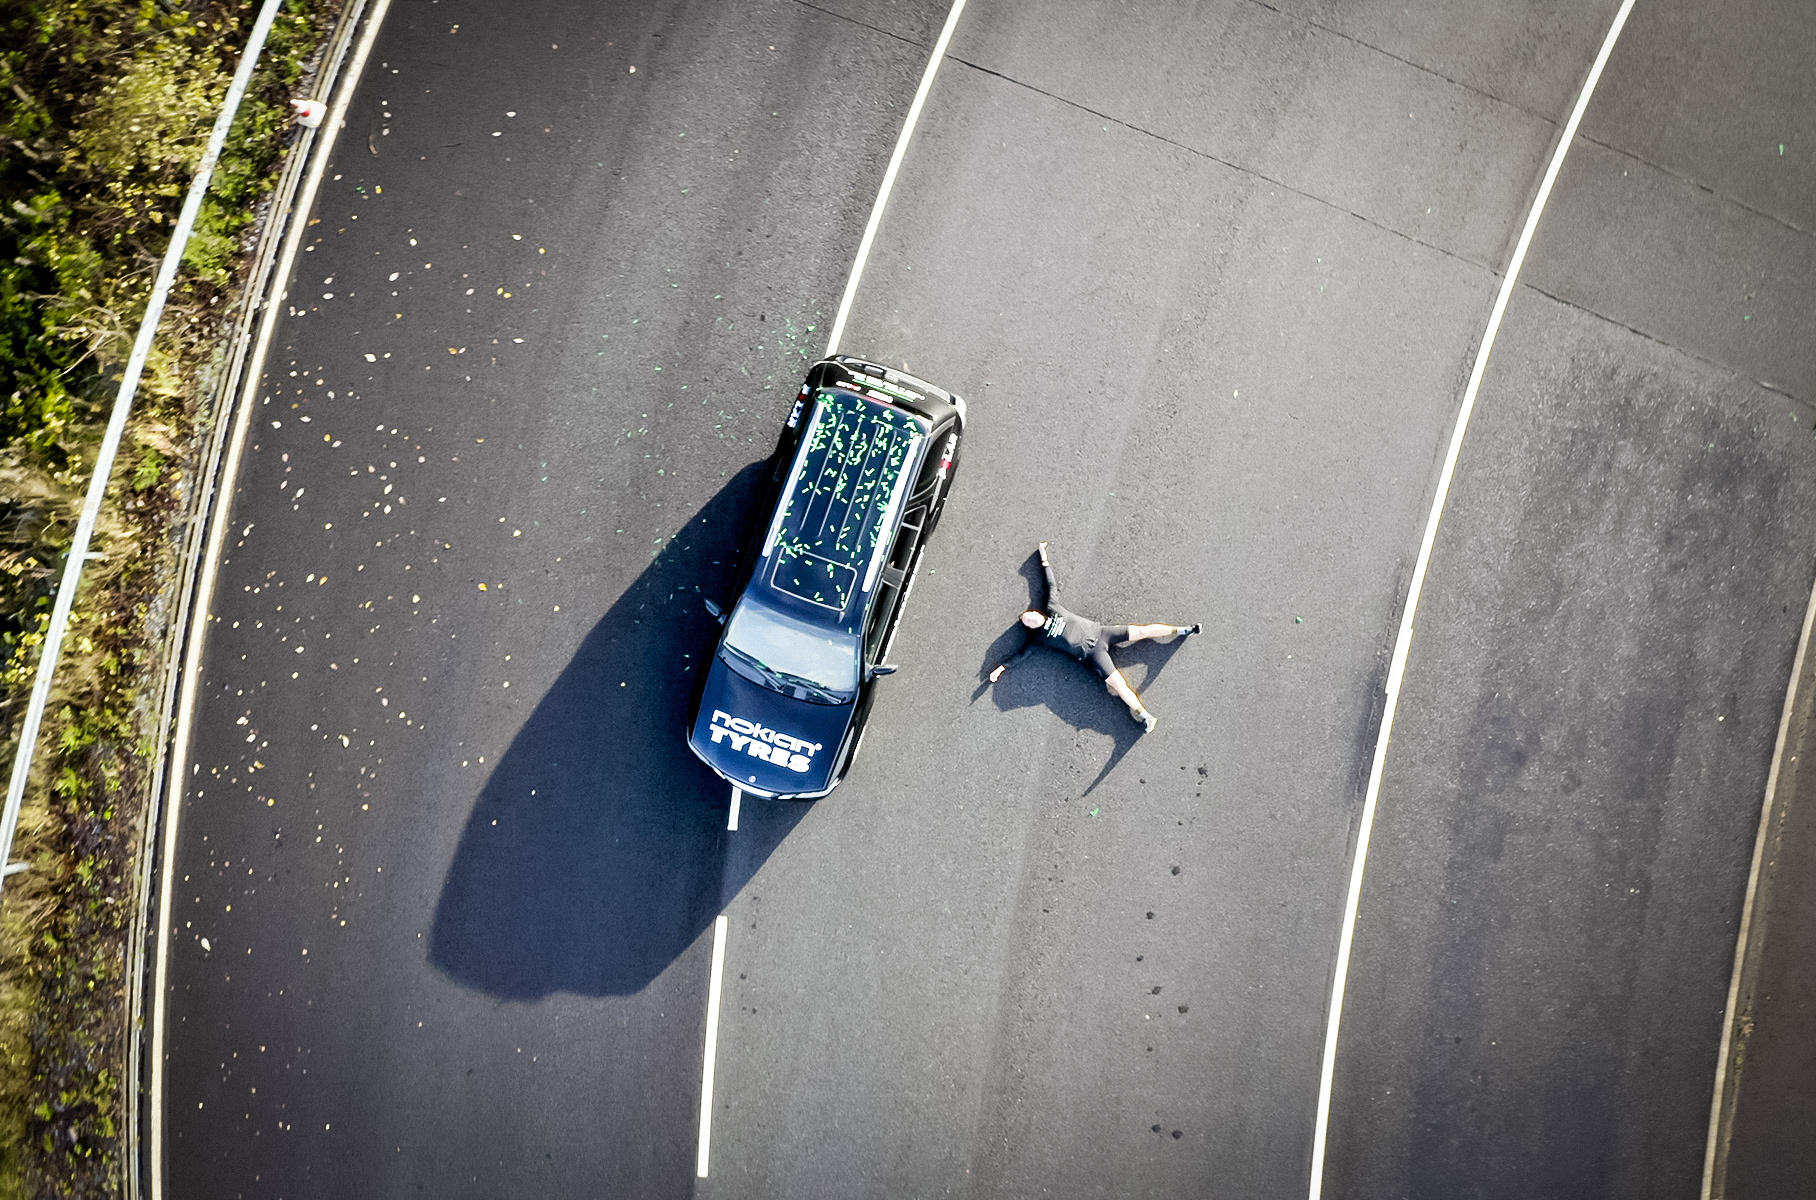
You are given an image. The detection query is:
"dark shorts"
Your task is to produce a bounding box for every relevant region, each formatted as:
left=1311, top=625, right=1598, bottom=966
left=1087, top=625, right=1130, bottom=680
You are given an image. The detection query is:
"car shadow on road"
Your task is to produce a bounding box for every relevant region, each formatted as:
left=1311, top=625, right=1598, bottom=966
left=973, top=551, right=1189, bottom=793
left=428, top=464, right=807, bottom=999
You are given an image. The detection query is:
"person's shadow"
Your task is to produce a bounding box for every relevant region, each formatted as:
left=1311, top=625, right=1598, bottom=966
left=428, top=464, right=807, bottom=998
left=974, top=551, right=1188, bottom=793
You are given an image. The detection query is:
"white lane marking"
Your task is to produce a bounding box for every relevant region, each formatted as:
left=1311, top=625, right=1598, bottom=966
left=691, top=5, right=969, bottom=1179
left=697, top=914, right=730, bottom=1178
left=823, top=0, right=971, bottom=357
left=1701, top=577, right=1816, bottom=1197
left=1305, top=2, right=1636, bottom=1196
left=147, top=2, right=393, bottom=1196
left=0, top=0, right=287, bottom=892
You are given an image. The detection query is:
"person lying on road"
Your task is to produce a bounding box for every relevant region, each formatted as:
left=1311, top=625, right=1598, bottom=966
left=988, top=541, right=1198, bottom=733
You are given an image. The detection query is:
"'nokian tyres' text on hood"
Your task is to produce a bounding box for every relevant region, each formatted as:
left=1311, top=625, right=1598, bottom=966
left=691, top=654, right=851, bottom=797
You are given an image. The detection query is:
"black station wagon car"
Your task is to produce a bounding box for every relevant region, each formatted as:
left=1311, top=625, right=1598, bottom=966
left=687, top=356, right=966, bottom=799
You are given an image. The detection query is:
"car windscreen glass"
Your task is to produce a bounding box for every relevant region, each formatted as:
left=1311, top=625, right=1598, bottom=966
left=722, top=596, right=859, bottom=703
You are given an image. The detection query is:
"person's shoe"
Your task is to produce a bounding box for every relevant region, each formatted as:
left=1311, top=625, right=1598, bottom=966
left=1187, top=623, right=1201, bottom=636
left=1134, top=708, right=1158, bottom=733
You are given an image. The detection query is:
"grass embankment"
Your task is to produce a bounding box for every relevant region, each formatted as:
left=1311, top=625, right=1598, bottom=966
left=1, top=1, right=338, bottom=1192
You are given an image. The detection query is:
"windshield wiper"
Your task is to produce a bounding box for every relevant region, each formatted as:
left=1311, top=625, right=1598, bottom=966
left=721, top=643, right=787, bottom=688
left=721, top=644, right=848, bottom=705
left=769, top=667, right=848, bottom=705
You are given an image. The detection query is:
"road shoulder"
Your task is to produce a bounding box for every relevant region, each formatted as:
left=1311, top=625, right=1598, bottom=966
left=1713, top=581, right=1816, bottom=1199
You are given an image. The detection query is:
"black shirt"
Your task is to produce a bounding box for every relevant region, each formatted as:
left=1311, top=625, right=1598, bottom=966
left=1002, top=554, right=1103, bottom=667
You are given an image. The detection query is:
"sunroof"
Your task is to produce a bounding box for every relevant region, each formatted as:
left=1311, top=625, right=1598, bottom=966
left=766, top=388, right=925, bottom=614
left=773, top=549, right=859, bottom=612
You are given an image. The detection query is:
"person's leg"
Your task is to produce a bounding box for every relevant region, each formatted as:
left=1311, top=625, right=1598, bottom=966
left=1090, top=645, right=1157, bottom=730
left=1114, top=622, right=1201, bottom=647
left=1105, top=669, right=1157, bottom=731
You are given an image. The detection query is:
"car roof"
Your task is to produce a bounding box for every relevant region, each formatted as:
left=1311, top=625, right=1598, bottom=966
left=757, top=386, right=929, bottom=625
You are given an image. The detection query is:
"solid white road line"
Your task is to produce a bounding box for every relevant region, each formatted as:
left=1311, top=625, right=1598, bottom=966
left=692, top=3, right=970, bottom=1180
left=147, top=3, right=393, bottom=1196
left=1700, top=577, right=1816, bottom=1197
left=822, top=0, right=971, bottom=357
left=1304, top=2, right=1637, bottom=1196
left=697, top=914, right=731, bottom=1178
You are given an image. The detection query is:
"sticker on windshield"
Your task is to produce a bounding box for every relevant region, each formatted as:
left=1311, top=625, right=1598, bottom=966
left=710, top=710, right=819, bottom=773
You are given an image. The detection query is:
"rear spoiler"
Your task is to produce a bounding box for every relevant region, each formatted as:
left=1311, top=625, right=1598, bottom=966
left=822, top=356, right=965, bottom=425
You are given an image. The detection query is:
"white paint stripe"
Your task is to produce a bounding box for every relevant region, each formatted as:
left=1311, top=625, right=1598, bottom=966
left=0, top=0, right=286, bottom=894
left=690, top=8, right=968, bottom=1179
left=696, top=914, right=730, bottom=1178
left=147, top=3, right=392, bottom=1195
left=1305, top=3, right=1636, bottom=1196
left=1700, top=575, right=1816, bottom=1198
left=822, top=0, right=971, bottom=357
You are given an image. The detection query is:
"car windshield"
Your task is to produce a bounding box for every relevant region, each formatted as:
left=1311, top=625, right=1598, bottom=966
left=722, top=595, right=859, bottom=704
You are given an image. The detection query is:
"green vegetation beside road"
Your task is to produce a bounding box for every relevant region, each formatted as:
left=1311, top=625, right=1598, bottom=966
left=1, top=0, right=338, bottom=1191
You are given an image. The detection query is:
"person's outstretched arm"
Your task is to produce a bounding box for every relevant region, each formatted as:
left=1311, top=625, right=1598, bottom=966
left=992, top=543, right=1056, bottom=682
left=989, top=641, right=1037, bottom=683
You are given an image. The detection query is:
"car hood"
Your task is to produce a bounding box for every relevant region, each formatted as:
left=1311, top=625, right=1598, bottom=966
left=690, top=653, right=853, bottom=796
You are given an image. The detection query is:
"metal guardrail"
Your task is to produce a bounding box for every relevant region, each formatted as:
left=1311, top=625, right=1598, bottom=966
left=0, top=0, right=288, bottom=898
left=0, top=0, right=370, bottom=1191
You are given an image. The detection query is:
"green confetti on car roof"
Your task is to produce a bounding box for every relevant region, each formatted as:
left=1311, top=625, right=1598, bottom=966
left=767, top=387, right=926, bottom=615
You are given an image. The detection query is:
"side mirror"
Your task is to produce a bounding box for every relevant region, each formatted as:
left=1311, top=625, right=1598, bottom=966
left=703, top=598, right=725, bottom=624
left=869, top=664, right=898, bottom=679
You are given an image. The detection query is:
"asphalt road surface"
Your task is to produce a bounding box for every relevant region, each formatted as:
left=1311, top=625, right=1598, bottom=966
left=158, top=1, right=1816, bottom=1197
left=163, top=1, right=948, bottom=1193
left=1323, top=3, right=1816, bottom=1196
